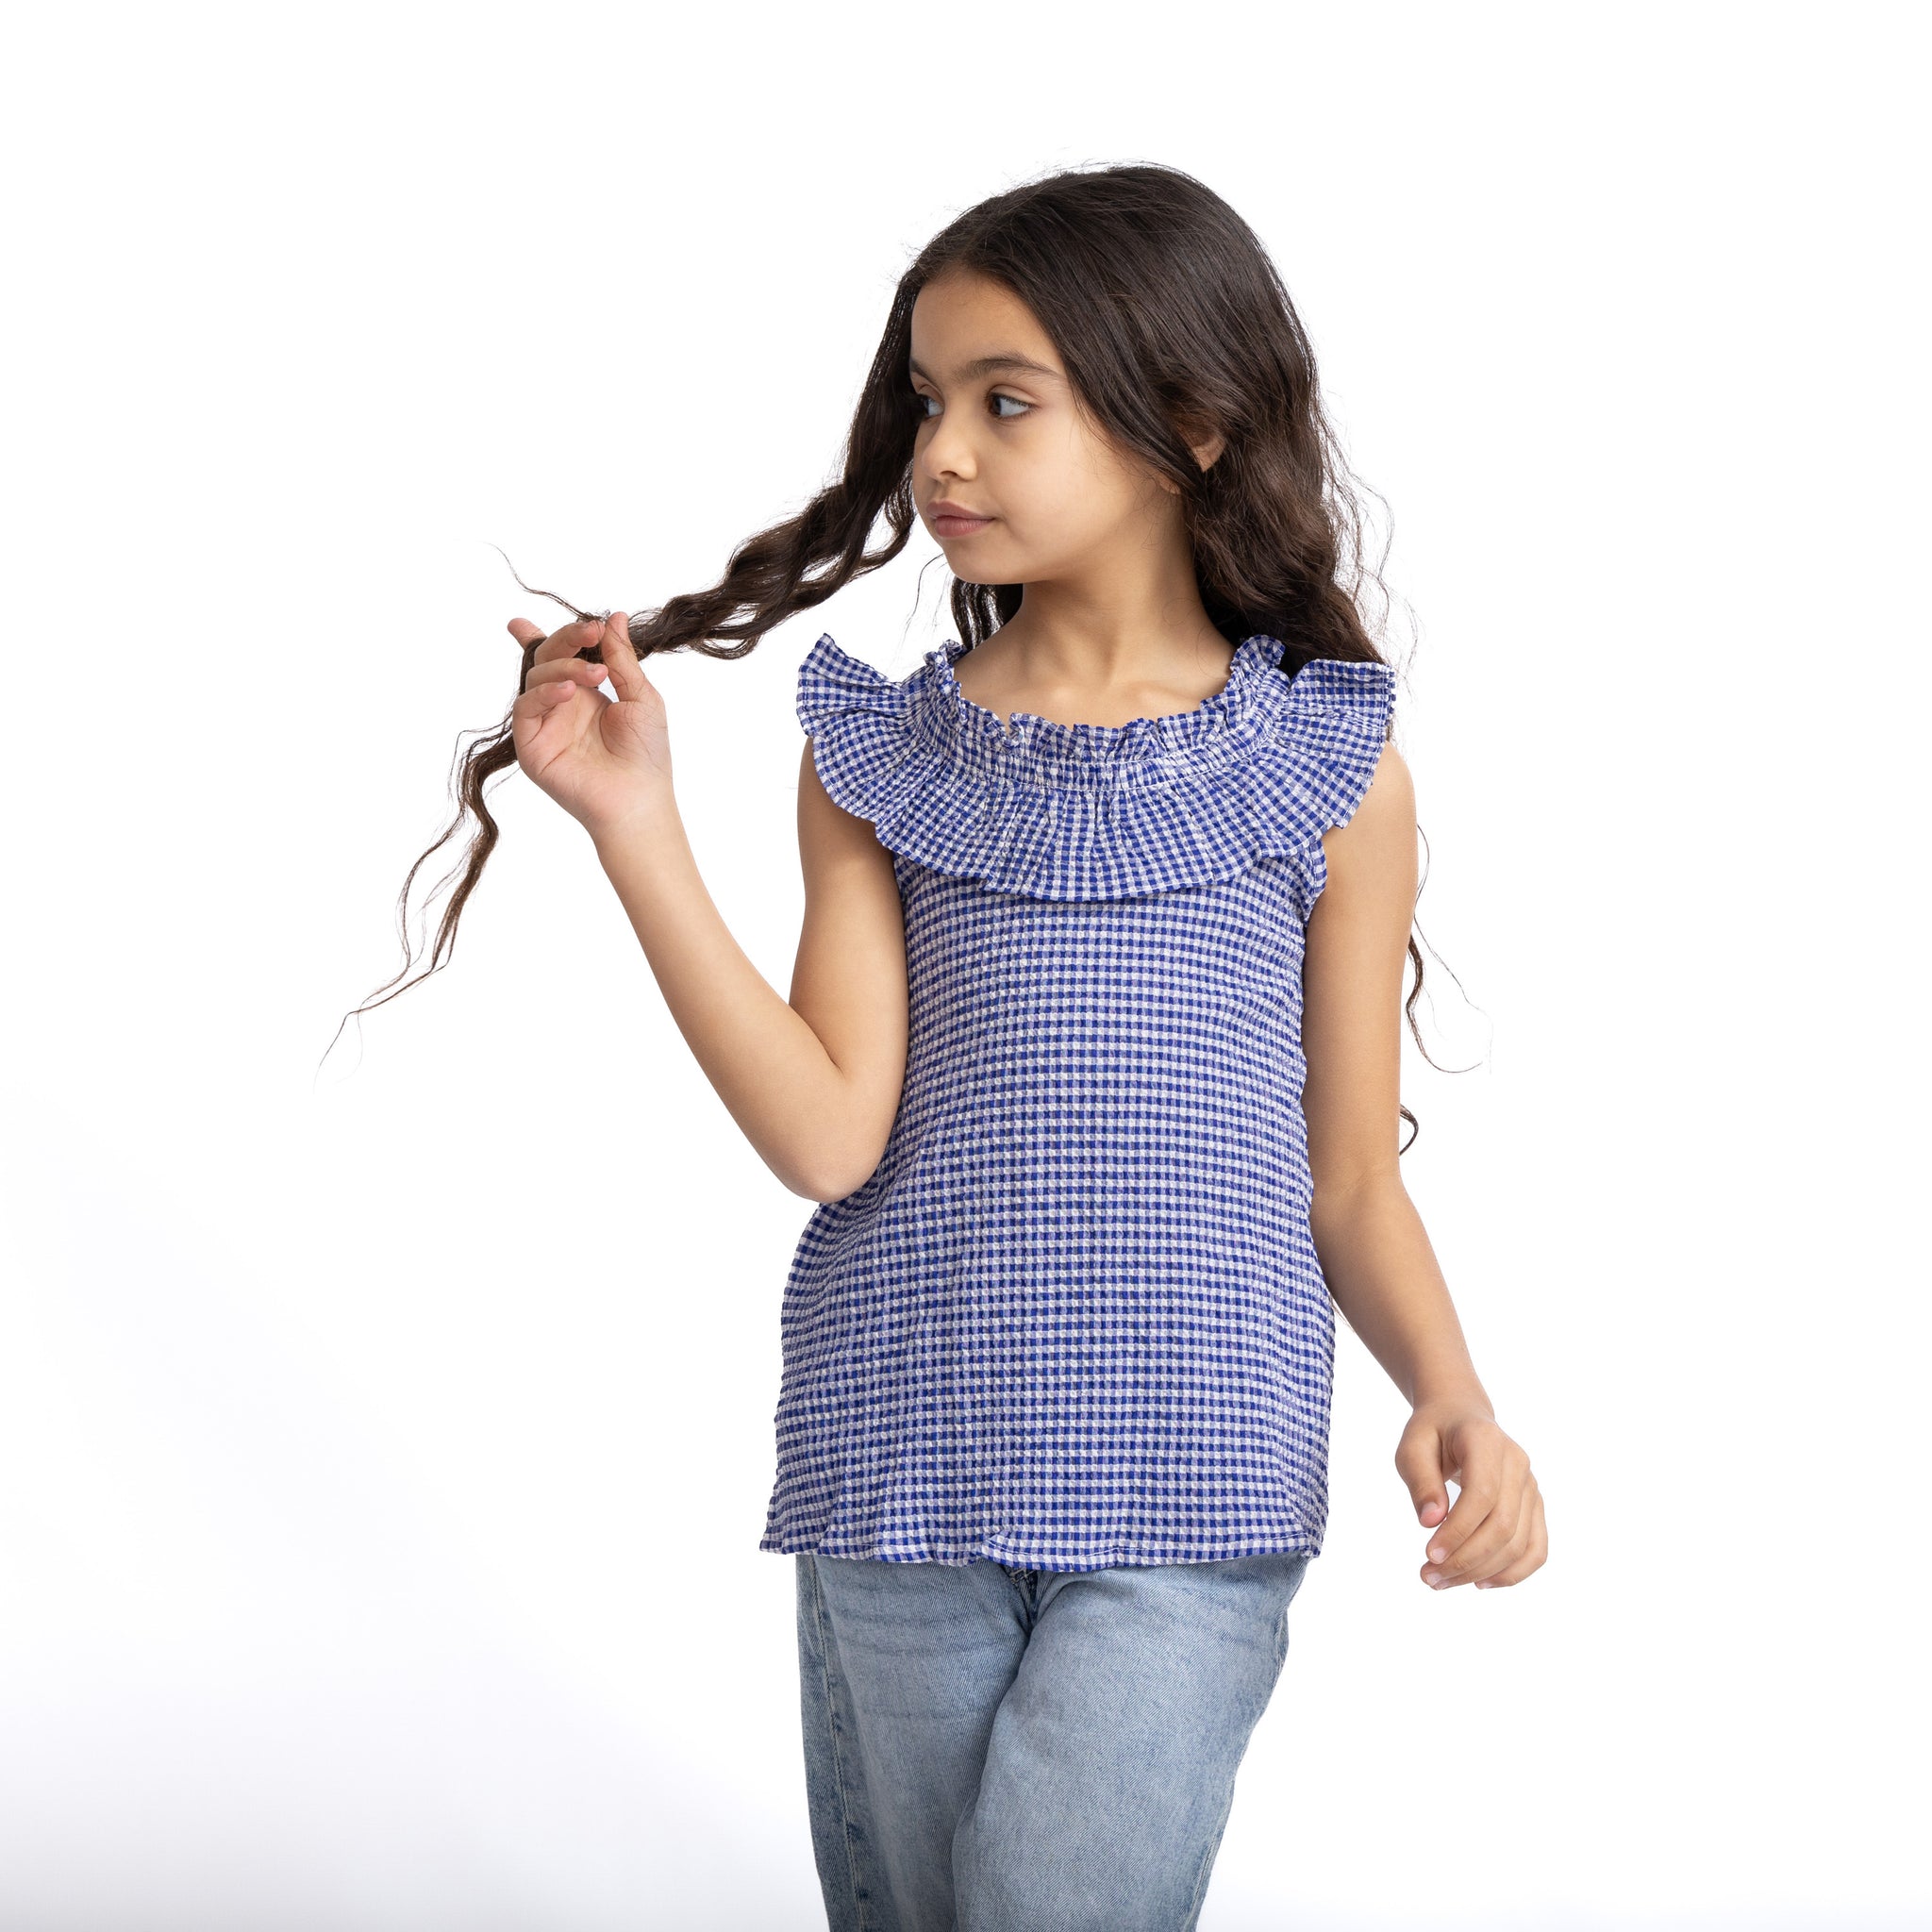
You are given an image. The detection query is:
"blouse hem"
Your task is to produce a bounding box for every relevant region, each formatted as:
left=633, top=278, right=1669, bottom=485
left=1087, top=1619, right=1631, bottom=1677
left=758, top=1526, right=1324, bottom=1572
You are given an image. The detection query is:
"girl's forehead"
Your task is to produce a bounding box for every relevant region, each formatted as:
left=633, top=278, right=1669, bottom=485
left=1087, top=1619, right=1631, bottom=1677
left=910, top=278, right=1061, bottom=376
left=914, top=272, right=1036, bottom=333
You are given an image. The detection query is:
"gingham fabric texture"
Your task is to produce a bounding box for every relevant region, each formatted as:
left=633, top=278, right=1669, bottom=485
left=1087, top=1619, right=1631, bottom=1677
left=759, top=630, right=1398, bottom=1571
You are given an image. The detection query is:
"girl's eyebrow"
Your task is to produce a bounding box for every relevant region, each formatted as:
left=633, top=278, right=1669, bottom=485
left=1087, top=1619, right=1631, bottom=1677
left=908, top=353, right=1063, bottom=384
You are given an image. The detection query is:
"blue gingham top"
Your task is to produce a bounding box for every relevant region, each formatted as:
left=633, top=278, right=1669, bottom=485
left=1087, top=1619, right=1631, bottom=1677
left=759, top=630, right=1397, bottom=1570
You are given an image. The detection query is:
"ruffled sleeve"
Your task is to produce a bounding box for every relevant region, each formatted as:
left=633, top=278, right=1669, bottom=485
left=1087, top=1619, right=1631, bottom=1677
left=1265, top=658, right=1398, bottom=920
left=795, top=632, right=1395, bottom=909
left=795, top=634, right=933, bottom=833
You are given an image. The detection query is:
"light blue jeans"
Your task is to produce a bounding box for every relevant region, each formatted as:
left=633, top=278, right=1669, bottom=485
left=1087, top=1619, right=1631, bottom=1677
left=793, top=1548, right=1311, bottom=1930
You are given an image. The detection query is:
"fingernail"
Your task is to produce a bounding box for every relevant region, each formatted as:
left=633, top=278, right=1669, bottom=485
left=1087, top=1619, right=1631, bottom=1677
left=1427, top=1546, right=1444, bottom=1564
left=1422, top=1569, right=1441, bottom=1585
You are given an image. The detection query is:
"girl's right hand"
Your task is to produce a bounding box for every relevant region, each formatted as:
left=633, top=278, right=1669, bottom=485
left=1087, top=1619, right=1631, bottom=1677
left=506, top=610, right=673, bottom=840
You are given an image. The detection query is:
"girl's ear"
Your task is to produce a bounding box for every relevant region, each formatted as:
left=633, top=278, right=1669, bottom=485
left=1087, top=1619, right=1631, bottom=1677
left=1190, top=428, right=1226, bottom=472
left=1155, top=421, right=1226, bottom=493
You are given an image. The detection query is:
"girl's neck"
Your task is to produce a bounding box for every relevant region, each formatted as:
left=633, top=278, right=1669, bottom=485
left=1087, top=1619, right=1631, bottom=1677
left=952, top=608, right=1240, bottom=735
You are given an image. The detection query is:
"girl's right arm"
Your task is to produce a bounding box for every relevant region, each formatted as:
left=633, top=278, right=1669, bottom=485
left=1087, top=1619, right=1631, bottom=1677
left=508, top=612, right=908, bottom=1205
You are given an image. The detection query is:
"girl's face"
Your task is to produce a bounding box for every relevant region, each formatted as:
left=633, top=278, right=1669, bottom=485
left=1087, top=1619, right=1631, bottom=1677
left=908, top=270, right=1196, bottom=582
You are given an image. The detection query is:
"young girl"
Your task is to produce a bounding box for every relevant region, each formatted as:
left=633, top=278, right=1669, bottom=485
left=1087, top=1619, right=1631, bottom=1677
left=381, top=162, right=1547, bottom=1930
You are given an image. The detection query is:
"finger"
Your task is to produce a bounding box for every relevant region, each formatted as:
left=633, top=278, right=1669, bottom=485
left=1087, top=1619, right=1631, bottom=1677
left=522, top=617, right=606, bottom=667
left=1446, top=1467, right=1541, bottom=1588
left=511, top=677, right=581, bottom=745
left=1393, top=1417, right=1453, bottom=1531
left=516, top=676, right=581, bottom=712
left=1424, top=1479, right=1529, bottom=1589
left=592, top=611, right=641, bottom=699
left=508, top=616, right=586, bottom=658
left=1422, top=1482, right=1504, bottom=1579
left=525, top=657, right=611, bottom=692
left=1421, top=1433, right=1512, bottom=1568
left=1475, top=1491, right=1548, bottom=1590
left=1420, top=1484, right=1477, bottom=1569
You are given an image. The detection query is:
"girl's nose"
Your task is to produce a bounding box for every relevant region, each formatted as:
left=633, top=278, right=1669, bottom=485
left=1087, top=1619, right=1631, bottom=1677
left=919, top=418, right=978, bottom=482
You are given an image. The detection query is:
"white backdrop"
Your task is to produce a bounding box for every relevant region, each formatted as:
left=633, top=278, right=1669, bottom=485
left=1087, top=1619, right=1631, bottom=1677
left=2, top=5, right=1924, bottom=1927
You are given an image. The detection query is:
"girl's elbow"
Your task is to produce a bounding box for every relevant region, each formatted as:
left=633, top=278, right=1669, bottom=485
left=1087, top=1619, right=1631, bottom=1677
left=1308, top=1160, right=1407, bottom=1224
left=792, top=1123, right=893, bottom=1205
left=797, top=1150, right=884, bottom=1205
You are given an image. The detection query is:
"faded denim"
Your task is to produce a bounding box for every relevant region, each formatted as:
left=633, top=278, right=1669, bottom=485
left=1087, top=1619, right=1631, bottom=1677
left=794, top=1548, right=1311, bottom=1931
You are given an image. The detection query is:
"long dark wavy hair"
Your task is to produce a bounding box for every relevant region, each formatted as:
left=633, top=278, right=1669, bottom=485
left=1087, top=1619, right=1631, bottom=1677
left=329, top=161, right=1471, bottom=1147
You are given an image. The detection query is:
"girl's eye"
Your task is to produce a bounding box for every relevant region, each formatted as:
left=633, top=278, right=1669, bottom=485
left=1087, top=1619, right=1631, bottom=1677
left=908, top=391, right=1032, bottom=422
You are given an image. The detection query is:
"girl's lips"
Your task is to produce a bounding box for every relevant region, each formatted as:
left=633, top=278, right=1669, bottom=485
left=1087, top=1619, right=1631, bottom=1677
left=931, top=512, right=993, bottom=536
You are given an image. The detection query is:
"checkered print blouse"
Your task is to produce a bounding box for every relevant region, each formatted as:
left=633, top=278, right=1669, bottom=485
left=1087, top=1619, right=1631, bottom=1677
left=759, top=629, right=1398, bottom=1571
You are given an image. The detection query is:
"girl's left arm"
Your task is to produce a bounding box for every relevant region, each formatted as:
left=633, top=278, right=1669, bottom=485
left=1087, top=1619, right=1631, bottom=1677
left=1301, top=741, right=1549, bottom=1594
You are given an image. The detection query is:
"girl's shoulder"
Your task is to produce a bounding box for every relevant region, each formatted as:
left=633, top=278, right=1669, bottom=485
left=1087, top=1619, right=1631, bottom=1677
left=795, top=632, right=1396, bottom=903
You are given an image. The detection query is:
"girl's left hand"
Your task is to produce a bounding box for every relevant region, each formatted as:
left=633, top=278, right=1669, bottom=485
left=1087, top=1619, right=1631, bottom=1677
left=1395, top=1404, right=1548, bottom=1591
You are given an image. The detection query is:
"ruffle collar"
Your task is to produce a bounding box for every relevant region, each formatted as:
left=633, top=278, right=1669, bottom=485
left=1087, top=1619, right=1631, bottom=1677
left=914, top=630, right=1292, bottom=795
left=796, top=630, right=1397, bottom=900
